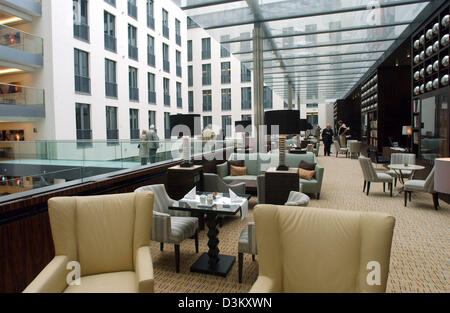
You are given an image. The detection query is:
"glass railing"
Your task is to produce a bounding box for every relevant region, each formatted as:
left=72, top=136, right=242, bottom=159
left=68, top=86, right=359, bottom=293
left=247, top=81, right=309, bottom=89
left=0, top=139, right=236, bottom=199
left=0, top=83, right=44, bottom=108
left=0, top=24, right=43, bottom=55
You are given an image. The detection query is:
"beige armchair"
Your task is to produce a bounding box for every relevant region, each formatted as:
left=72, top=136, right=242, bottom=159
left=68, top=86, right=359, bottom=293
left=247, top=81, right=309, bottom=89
left=23, top=192, right=155, bottom=293
left=250, top=205, right=395, bottom=293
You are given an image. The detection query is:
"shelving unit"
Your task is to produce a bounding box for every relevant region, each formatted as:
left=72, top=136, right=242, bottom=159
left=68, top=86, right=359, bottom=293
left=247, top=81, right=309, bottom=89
left=361, top=73, right=379, bottom=151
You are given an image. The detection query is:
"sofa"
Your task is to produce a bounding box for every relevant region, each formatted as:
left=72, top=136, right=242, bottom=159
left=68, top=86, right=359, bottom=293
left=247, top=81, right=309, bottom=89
left=217, top=152, right=324, bottom=199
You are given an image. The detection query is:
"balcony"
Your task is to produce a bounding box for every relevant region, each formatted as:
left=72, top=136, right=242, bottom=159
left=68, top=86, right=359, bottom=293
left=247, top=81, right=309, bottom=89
left=129, top=87, right=139, bottom=101
left=147, top=53, right=155, bottom=67
left=147, top=16, right=155, bottom=30
left=164, top=95, right=170, bottom=106
left=0, top=83, right=45, bottom=121
left=106, top=129, right=119, bottom=141
left=104, top=33, right=116, bottom=52
left=128, top=45, right=138, bottom=61
left=130, top=129, right=140, bottom=140
left=0, top=24, right=43, bottom=70
left=128, top=2, right=137, bottom=19
left=0, top=0, right=42, bottom=21
left=163, top=60, right=170, bottom=73
left=177, top=97, right=182, bottom=108
left=74, top=23, right=89, bottom=42
left=148, top=91, right=156, bottom=104
left=163, top=25, right=169, bottom=39
left=176, top=66, right=182, bottom=78
left=105, top=82, right=117, bottom=98
left=75, top=75, right=91, bottom=94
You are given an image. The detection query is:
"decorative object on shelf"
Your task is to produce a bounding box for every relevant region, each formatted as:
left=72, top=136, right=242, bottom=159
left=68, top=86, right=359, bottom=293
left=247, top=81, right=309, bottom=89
left=426, top=46, right=433, bottom=56
left=420, top=68, right=425, bottom=77
left=420, top=34, right=425, bottom=46
left=441, top=34, right=449, bottom=47
left=433, top=60, right=440, bottom=72
left=442, top=15, right=450, bottom=28
left=426, top=64, right=433, bottom=74
left=420, top=84, right=425, bottom=93
left=414, top=55, right=420, bottom=64
left=433, top=78, right=439, bottom=89
left=433, top=40, right=440, bottom=52
left=414, top=71, right=420, bottom=80
left=414, top=39, right=420, bottom=50
left=433, top=23, right=440, bottom=34
left=426, top=81, right=433, bottom=91
left=441, top=74, right=449, bottom=86
left=442, top=55, right=449, bottom=67
left=420, top=51, right=425, bottom=60
left=426, top=29, right=433, bottom=40
left=414, top=86, right=420, bottom=95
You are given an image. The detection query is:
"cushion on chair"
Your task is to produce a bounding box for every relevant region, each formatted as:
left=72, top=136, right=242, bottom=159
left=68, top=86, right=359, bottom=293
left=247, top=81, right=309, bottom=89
left=299, top=169, right=315, bottom=181
left=64, top=272, right=137, bottom=293
left=230, top=165, right=247, bottom=176
left=404, top=180, right=426, bottom=192
left=375, top=172, right=393, bottom=183
left=228, top=160, right=245, bottom=172
left=298, top=160, right=316, bottom=171
left=169, top=216, right=198, bottom=243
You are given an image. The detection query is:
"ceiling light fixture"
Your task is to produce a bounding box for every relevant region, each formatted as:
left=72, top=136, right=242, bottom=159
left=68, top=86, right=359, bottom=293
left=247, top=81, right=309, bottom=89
left=0, top=17, right=23, bottom=25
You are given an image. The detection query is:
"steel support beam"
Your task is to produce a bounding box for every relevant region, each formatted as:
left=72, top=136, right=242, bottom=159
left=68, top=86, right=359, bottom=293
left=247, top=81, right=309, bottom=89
left=253, top=22, right=264, bottom=152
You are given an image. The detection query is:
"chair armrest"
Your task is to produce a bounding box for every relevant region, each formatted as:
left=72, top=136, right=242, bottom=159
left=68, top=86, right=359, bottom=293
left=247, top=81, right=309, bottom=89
left=249, top=276, right=279, bottom=293
left=217, top=162, right=228, bottom=178
left=229, top=182, right=246, bottom=195
left=135, top=246, right=154, bottom=293
left=151, top=211, right=171, bottom=243
left=247, top=222, right=257, bottom=255
left=314, top=164, right=324, bottom=189
left=23, top=255, right=69, bottom=293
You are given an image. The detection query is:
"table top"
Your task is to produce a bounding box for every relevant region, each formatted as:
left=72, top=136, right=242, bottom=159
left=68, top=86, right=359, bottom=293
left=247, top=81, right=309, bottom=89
left=388, top=164, right=425, bottom=171
left=169, top=192, right=251, bottom=215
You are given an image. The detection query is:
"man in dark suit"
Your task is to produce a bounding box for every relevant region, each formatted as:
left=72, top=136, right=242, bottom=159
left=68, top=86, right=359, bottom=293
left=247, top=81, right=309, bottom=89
left=322, top=124, right=334, bottom=156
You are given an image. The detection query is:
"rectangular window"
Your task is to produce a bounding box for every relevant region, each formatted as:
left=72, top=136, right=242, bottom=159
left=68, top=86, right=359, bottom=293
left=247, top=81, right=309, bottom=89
left=147, top=35, right=155, bottom=67
left=128, top=24, right=138, bottom=60
left=162, top=9, right=169, bottom=39
left=188, top=65, right=193, bottom=87
left=221, top=35, right=230, bottom=58
left=203, top=90, right=212, bottom=112
left=73, top=0, right=89, bottom=41
left=128, top=0, right=137, bottom=19
left=177, top=82, right=182, bottom=108
left=187, top=40, right=193, bottom=61
left=106, top=106, right=118, bottom=140
left=175, top=19, right=181, bottom=46
left=306, top=103, right=319, bottom=108
left=241, top=87, right=252, bottom=110
left=130, top=109, right=139, bottom=139
left=222, top=115, right=232, bottom=138
left=264, top=86, right=273, bottom=109
left=163, top=78, right=170, bottom=106
left=129, top=66, right=139, bottom=101
left=148, top=110, right=156, bottom=129
left=104, top=11, right=116, bottom=52
left=163, top=43, right=170, bottom=73
left=203, top=116, right=212, bottom=129
left=221, top=88, right=231, bottom=111
left=75, top=103, right=91, bottom=140
left=176, top=50, right=182, bottom=77
left=202, top=38, right=211, bottom=60
left=188, top=91, right=194, bottom=112
left=221, top=62, right=231, bottom=84
left=147, top=0, right=154, bottom=29
left=242, top=114, right=252, bottom=121
left=74, top=49, right=90, bottom=93
left=241, top=64, right=251, bottom=82
left=164, top=112, right=171, bottom=139
left=240, top=32, right=251, bottom=53
left=202, top=64, right=211, bottom=86
left=105, top=59, right=117, bottom=98
left=148, top=73, right=156, bottom=104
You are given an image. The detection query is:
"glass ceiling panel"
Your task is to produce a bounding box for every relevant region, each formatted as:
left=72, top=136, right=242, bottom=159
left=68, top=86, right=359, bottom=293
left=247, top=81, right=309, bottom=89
left=175, top=0, right=431, bottom=100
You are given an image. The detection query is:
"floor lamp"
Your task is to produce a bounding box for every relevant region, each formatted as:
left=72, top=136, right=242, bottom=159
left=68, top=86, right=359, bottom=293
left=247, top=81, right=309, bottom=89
left=402, top=126, right=413, bottom=153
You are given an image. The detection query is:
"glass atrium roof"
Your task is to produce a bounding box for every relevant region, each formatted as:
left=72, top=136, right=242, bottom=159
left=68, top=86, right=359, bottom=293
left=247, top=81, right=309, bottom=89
left=174, top=0, right=432, bottom=101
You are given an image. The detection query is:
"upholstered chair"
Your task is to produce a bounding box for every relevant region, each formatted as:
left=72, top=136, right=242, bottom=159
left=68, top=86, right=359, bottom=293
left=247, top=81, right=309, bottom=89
left=238, top=222, right=257, bottom=283
left=24, top=192, right=155, bottom=293
left=250, top=205, right=395, bottom=293
left=134, top=185, right=199, bottom=273
left=348, top=141, right=362, bottom=159
left=404, top=167, right=439, bottom=210
left=333, top=140, right=349, bottom=158
left=359, top=157, right=393, bottom=197
left=313, top=142, right=320, bottom=157
left=257, top=175, right=265, bottom=204
left=203, top=173, right=246, bottom=194
left=306, top=144, right=314, bottom=153
left=386, top=153, right=416, bottom=186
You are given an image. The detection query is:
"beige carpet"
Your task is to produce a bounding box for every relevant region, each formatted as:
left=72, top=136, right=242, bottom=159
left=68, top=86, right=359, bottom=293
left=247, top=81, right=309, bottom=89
left=150, top=155, right=450, bottom=293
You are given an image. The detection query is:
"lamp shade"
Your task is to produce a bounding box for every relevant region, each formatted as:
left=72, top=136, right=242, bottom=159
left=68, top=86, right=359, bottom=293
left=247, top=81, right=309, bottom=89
left=402, top=126, right=413, bottom=135
left=435, top=158, right=450, bottom=194
left=264, top=110, right=300, bottom=135
left=169, top=114, right=201, bottom=137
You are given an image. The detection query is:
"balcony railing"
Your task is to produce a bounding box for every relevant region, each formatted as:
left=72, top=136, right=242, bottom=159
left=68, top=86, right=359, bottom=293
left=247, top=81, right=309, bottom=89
left=106, top=129, right=119, bottom=140
left=128, top=2, right=137, bottom=19
left=0, top=24, right=43, bottom=56
left=128, top=44, right=138, bottom=61
left=147, top=53, right=155, bottom=67
left=129, top=87, right=139, bottom=101
left=74, top=23, right=89, bottom=42
left=163, top=25, right=169, bottom=39
left=0, top=83, right=44, bottom=108
left=130, top=129, right=140, bottom=140
left=176, top=34, right=181, bottom=46
left=164, top=95, right=170, bottom=106
left=104, top=33, right=116, bottom=52
left=76, top=129, right=92, bottom=140
left=105, top=82, right=117, bottom=98
left=177, top=97, right=182, bottom=108
left=147, top=16, right=155, bottom=30
left=176, top=66, right=182, bottom=77
left=148, top=91, right=156, bottom=104
left=75, top=75, right=91, bottom=94
left=163, top=60, right=170, bottom=73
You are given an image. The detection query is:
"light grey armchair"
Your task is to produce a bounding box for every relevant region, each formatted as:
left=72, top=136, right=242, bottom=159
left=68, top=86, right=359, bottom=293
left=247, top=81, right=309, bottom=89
left=404, top=167, right=439, bottom=210
left=386, top=153, right=416, bottom=186
left=313, top=142, right=320, bottom=157
left=134, top=184, right=199, bottom=273
left=238, top=222, right=257, bottom=283
left=359, top=157, right=393, bottom=197
left=348, top=141, right=361, bottom=159
left=203, top=173, right=246, bottom=195
left=334, top=140, right=349, bottom=158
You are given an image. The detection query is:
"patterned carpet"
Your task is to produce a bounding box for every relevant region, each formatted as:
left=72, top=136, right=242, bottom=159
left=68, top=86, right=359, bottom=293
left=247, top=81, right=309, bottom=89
left=150, top=155, right=450, bottom=293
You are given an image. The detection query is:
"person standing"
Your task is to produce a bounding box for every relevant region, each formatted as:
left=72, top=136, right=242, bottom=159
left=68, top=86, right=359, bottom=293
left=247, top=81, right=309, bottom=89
left=338, top=120, right=349, bottom=148
left=322, top=124, right=334, bottom=156
left=314, top=125, right=321, bottom=143
left=146, top=125, right=159, bottom=164
left=139, top=130, right=149, bottom=165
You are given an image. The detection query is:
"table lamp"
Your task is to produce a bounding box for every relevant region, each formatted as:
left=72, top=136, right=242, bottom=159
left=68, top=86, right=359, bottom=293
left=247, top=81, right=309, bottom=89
left=170, top=114, right=201, bottom=167
left=435, top=158, right=450, bottom=195
left=402, top=126, right=413, bottom=152
left=264, top=110, right=300, bottom=171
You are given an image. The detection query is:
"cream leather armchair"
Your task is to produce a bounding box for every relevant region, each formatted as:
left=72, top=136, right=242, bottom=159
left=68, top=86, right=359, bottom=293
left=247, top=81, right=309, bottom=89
left=250, top=205, right=395, bottom=293
left=23, top=192, right=155, bottom=293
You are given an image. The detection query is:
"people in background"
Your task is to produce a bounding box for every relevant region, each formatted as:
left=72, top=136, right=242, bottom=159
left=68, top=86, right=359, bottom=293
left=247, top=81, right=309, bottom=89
left=322, top=124, right=334, bottom=157
left=314, top=125, right=321, bottom=142
left=146, top=125, right=159, bottom=164
left=139, top=130, right=149, bottom=165
left=338, top=120, right=349, bottom=148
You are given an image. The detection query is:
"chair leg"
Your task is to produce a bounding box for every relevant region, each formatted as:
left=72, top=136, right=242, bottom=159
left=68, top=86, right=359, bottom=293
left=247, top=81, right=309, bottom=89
left=409, top=192, right=412, bottom=202
left=390, top=183, right=393, bottom=197
left=317, top=193, right=320, bottom=200
left=194, top=230, right=199, bottom=253
left=363, top=180, right=366, bottom=193
left=394, top=177, right=397, bottom=187
left=366, top=182, right=371, bottom=196
left=238, top=253, right=243, bottom=284
left=160, top=243, right=164, bottom=251
left=383, top=183, right=386, bottom=193
left=432, top=193, right=439, bottom=210
left=404, top=191, right=408, bottom=207
left=174, top=244, right=180, bottom=273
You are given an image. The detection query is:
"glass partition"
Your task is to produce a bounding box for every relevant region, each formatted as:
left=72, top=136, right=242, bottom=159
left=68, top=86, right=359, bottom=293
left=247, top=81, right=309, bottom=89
left=0, top=24, right=43, bottom=55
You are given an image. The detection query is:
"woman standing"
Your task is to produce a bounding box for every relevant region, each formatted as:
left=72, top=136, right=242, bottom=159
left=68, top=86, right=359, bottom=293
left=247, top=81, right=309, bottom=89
left=139, top=130, right=149, bottom=165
